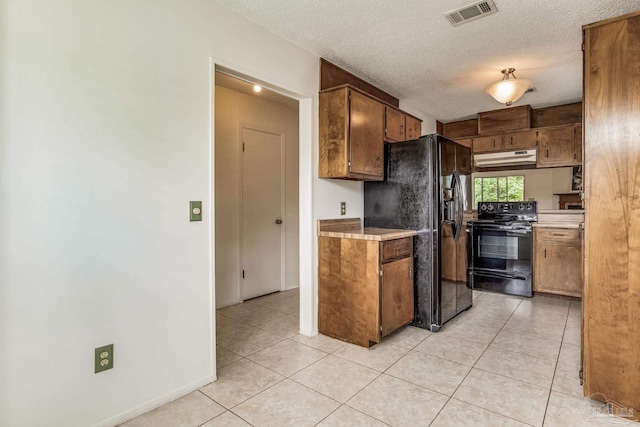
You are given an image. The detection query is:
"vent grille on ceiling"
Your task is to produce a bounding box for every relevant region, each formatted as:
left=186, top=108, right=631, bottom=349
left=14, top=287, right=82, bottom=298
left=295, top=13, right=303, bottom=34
left=445, top=0, right=498, bottom=26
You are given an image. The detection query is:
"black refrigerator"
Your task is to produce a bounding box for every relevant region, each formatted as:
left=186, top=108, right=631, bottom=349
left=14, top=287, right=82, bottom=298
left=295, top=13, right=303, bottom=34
left=364, top=134, right=473, bottom=331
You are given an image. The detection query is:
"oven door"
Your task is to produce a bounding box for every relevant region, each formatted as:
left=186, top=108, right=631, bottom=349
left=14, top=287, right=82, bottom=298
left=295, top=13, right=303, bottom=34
left=467, top=222, right=533, bottom=297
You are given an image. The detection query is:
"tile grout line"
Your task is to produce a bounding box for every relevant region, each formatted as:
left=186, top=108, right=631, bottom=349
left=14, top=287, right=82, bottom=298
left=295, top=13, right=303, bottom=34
left=540, top=301, right=572, bottom=426
left=427, top=295, right=530, bottom=426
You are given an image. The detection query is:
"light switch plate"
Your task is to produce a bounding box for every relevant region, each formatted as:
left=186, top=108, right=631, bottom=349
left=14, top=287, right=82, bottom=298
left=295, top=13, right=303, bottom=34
left=190, top=201, right=202, bottom=222
left=340, top=202, right=346, bottom=215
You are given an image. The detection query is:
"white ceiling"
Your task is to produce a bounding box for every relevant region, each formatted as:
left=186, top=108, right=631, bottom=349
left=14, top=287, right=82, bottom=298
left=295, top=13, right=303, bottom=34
left=213, top=0, right=640, bottom=122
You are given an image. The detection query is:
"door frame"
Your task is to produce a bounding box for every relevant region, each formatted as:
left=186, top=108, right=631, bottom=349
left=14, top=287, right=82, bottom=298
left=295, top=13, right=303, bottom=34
left=210, top=59, right=317, bottom=376
left=238, top=124, right=287, bottom=298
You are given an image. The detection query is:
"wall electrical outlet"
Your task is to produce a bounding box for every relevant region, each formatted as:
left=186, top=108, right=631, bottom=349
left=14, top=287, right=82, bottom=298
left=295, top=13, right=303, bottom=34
left=340, top=202, right=346, bottom=215
left=95, top=344, right=114, bottom=373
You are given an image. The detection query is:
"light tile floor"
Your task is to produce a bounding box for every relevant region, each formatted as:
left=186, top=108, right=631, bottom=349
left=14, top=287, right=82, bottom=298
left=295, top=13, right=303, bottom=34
left=122, top=289, right=639, bottom=427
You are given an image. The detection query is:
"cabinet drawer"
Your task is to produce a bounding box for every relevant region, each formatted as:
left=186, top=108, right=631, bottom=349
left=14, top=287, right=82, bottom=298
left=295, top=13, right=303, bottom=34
left=537, top=228, right=580, bottom=241
left=381, top=238, right=413, bottom=262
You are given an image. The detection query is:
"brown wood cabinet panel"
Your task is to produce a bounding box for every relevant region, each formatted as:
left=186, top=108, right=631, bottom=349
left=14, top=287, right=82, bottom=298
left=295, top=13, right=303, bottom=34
left=319, top=86, right=384, bottom=181
left=575, top=125, right=583, bottom=164
left=381, top=257, right=414, bottom=337
left=534, top=237, right=582, bottom=297
left=318, top=237, right=380, bottom=347
left=477, top=105, right=531, bottom=134
left=319, top=89, right=349, bottom=178
left=405, top=115, right=422, bottom=141
left=350, top=91, right=384, bottom=177
left=385, top=107, right=405, bottom=143
left=531, top=102, right=582, bottom=128
left=537, top=125, right=580, bottom=167
left=442, top=118, right=478, bottom=139
left=502, top=129, right=537, bottom=150
left=318, top=235, right=415, bottom=347
left=320, top=59, right=399, bottom=107
left=455, top=138, right=473, bottom=148
left=381, top=237, right=412, bottom=263
left=537, top=228, right=580, bottom=241
left=472, top=135, right=501, bottom=153
left=583, top=11, right=640, bottom=415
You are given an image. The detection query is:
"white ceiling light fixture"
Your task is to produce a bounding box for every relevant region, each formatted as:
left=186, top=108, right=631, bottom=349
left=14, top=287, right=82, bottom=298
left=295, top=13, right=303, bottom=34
left=485, top=68, right=532, bottom=106
left=253, top=84, right=262, bottom=93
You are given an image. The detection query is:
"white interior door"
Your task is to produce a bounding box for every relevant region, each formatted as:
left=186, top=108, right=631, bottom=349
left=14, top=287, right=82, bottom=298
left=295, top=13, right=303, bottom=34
left=241, top=127, right=284, bottom=300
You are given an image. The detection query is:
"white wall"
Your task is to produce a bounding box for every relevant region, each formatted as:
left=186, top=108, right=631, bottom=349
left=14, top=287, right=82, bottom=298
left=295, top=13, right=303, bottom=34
left=472, top=167, right=575, bottom=209
left=0, top=1, right=367, bottom=426
left=215, top=85, right=299, bottom=308
left=398, top=102, right=437, bottom=136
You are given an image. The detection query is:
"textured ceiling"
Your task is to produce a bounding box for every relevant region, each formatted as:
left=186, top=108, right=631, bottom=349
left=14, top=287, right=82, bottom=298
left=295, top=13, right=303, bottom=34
left=213, top=0, right=640, bottom=121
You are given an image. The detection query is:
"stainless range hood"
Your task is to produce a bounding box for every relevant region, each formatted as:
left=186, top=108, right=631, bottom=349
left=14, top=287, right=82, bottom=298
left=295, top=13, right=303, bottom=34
left=474, top=149, right=537, bottom=167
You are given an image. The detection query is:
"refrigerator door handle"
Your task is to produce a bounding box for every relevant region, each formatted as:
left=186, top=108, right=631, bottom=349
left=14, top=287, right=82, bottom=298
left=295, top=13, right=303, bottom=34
left=453, top=170, right=463, bottom=242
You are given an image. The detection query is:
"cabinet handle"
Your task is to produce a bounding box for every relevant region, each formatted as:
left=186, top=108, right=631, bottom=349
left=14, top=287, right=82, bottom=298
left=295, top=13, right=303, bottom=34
left=376, top=157, right=381, bottom=165
left=544, top=249, right=547, bottom=258
left=574, top=153, right=577, bottom=160
left=408, top=266, right=413, bottom=279
left=546, top=149, right=549, bottom=158
left=493, top=139, right=496, bottom=147
left=510, top=137, right=513, bottom=145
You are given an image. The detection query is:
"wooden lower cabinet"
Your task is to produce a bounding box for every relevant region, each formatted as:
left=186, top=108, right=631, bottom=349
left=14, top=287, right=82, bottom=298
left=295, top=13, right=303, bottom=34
left=318, top=236, right=414, bottom=347
left=533, top=228, right=582, bottom=297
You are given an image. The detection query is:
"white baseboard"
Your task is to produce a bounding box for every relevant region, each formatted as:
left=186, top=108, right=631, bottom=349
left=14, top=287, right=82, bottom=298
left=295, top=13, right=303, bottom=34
left=91, top=374, right=217, bottom=427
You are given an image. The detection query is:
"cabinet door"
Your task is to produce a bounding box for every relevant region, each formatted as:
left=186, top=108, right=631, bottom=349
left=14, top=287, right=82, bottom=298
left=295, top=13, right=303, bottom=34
left=502, top=130, right=537, bottom=150
left=405, top=116, right=422, bottom=141
left=381, top=257, right=414, bottom=337
left=537, top=125, right=579, bottom=167
left=534, top=233, right=582, bottom=297
left=385, top=106, right=405, bottom=142
left=349, top=91, right=384, bottom=178
left=472, top=135, right=501, bottom=153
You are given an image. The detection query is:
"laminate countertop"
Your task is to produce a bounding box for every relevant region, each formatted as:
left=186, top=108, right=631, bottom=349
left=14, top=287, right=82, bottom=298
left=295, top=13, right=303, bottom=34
left=535, top=209, right=584, bottom=229
left=317, top=218, right=417, bottom=241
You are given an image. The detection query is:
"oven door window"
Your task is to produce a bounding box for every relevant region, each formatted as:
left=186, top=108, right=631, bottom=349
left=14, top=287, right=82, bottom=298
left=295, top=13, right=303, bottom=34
left=473, top=228, right=531, bottom=272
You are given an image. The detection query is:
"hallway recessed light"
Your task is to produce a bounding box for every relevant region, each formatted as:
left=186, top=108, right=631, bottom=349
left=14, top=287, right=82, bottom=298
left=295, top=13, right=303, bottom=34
left=253, top=85, right=262, bottom=93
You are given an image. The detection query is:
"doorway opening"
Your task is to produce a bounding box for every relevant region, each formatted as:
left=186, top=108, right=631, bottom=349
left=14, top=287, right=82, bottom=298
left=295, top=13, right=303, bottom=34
left=214, top=70, right=299, bottom=305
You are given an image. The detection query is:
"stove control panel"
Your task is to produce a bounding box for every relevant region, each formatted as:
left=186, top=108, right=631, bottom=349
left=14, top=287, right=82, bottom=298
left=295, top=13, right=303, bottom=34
left=478, top=201, right=537, bottom=220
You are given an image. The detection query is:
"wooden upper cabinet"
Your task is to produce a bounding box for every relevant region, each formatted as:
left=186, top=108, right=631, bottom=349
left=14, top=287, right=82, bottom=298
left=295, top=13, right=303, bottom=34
left=477, top=105, right=531, bottom=134
left=502, top=129, right=537, bottom=150
left=319, top=86, right=384, bottom=180
left=385, top=106, right=405, bottom=143
left=472, top=130, right=537, bottom=154
left=350, top=91, right=384, bottom=177
left=537, top=124, right=581, bottom=167
left=405, top=115, right=422, bottom=141
left=472, top=135, right=501, bottom=153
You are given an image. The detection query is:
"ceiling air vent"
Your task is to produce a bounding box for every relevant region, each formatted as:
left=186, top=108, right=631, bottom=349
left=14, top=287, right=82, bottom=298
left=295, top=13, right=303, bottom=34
left=445, top=0, right=498, bottom=26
